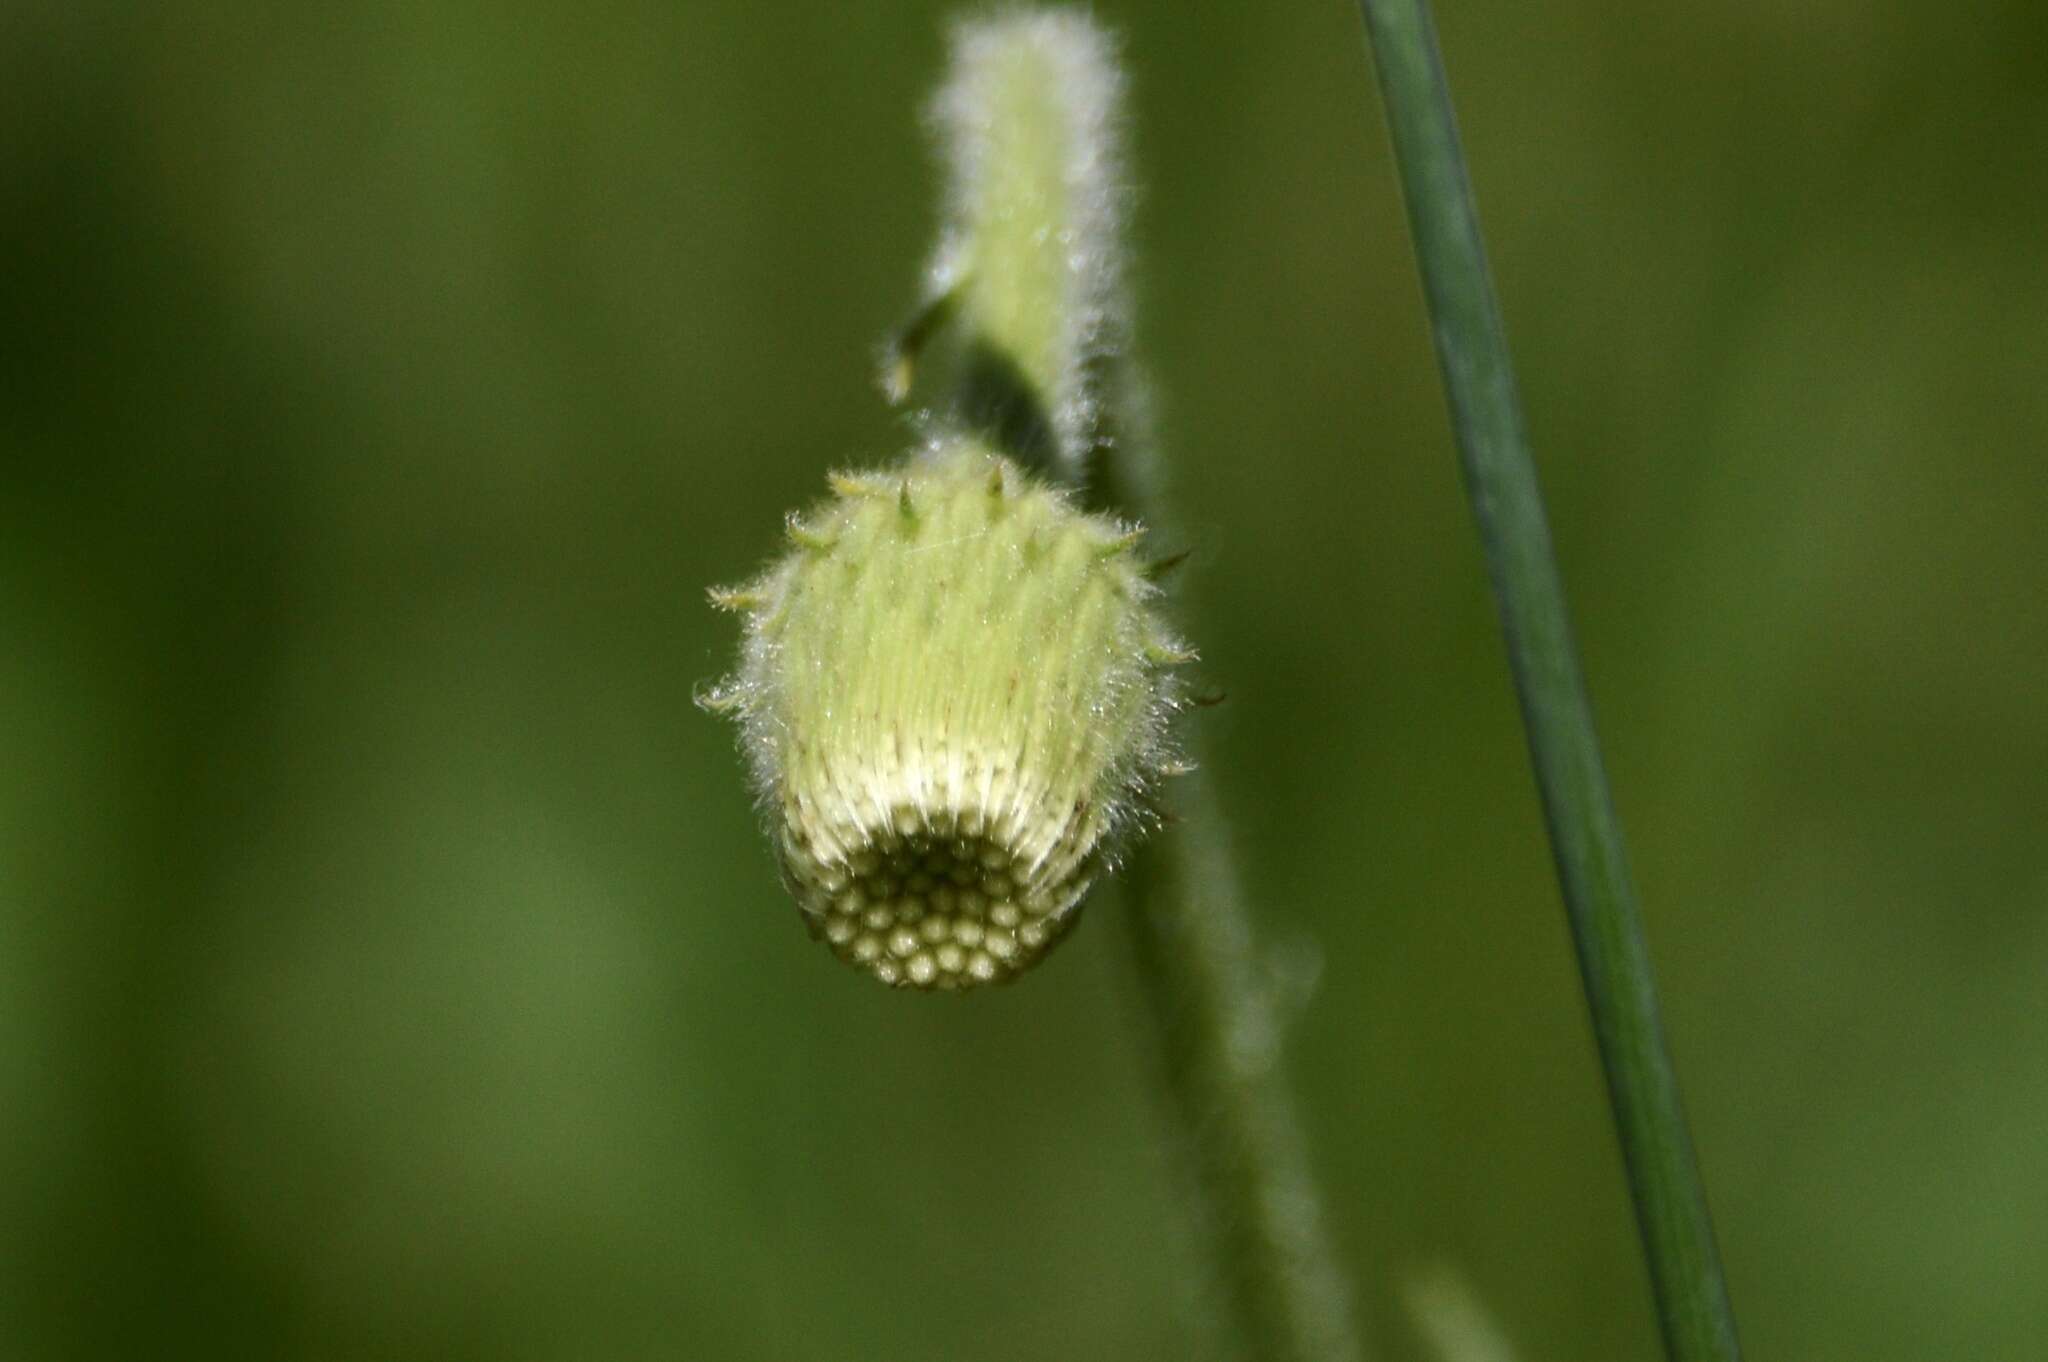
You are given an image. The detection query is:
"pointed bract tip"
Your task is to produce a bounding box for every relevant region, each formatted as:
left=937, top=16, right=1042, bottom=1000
left=828, top=471, right=883, bottom=499
left=1096, top=527, right=1145, bottom=558
left=1144, top=638, right=1198, bottom=666
left=692, top=678, right=744, bottom=714
left=785, top=512, right=838, bottom=552
left=1142, top=547, right=1192, bottom=581
left=707, top=584, right=767, bottom=612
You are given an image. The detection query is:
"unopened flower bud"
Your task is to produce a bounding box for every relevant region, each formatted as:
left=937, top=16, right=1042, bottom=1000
left=702, top=433, right=1189, bottom=990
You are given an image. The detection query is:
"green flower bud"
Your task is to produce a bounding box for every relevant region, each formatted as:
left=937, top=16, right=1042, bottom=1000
left=702, top=433, right=1190, bottom=990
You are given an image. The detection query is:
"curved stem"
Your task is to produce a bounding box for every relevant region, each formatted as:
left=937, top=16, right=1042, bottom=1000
left=1351, top=3, right=1743, bottom=1359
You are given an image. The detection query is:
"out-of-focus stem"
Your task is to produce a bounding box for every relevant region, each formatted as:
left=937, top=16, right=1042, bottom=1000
left=1118, top=769, right=1367, bottom=1362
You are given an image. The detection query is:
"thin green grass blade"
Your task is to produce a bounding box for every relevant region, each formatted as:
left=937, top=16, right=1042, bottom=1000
left=1351, top=4, right=1744, bottom=1359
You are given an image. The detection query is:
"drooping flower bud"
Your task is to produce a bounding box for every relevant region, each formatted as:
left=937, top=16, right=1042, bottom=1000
left=702, top=433, right=1189, bottom=989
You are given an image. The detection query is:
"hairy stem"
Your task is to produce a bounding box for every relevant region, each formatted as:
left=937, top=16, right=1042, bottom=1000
left=907, top=13, right=1368, bottom=1360
left=1118, top=774, right=1367, bottom=1362
left=1351, top=3, right=1743, bottom=1359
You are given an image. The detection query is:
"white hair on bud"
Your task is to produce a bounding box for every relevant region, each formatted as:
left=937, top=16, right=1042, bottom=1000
left=702, top=433, right=1192, bottom=990
left=927, top=8, right=1132, bottom=477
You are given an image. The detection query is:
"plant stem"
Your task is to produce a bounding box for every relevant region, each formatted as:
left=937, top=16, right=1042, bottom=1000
left=910, top=15, right=1368, bottom=1359
left=1117, top=772, right=1367, bottom=1362
left=1091, top=374, right=1365, bottom=1362
left=1350, top=4, right=1742, bottom=1360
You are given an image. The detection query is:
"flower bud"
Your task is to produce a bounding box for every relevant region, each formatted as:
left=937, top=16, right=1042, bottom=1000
left=703, top=433, right=1189, bottom=989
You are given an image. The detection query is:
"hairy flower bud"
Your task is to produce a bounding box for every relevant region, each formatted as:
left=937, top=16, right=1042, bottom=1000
left=702, top=433, right=1189, bottom=989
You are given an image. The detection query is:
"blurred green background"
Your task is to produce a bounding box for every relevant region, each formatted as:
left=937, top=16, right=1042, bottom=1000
left=5, top=1, right=2045, bottom=1358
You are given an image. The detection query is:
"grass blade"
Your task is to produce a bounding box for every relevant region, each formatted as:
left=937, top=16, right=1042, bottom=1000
left=1351, top=4, right=1744, bottom=1359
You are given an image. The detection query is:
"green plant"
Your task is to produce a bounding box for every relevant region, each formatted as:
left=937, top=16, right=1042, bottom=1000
left=703, top=6, right=1742, bottom=1361
left=1354, top=2, right=1743, bottom=1359
left=703, top=11, right=1364, bottom=1360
